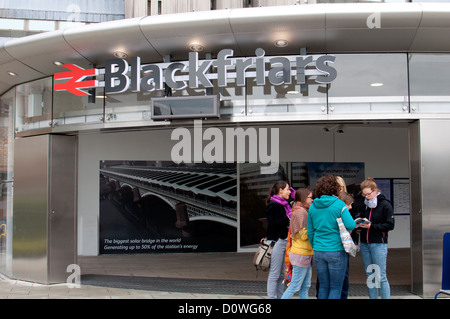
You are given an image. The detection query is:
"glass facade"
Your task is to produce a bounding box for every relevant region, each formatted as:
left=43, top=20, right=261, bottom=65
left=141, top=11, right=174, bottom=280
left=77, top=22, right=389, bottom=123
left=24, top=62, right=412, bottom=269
left=409, top=54, right=450, bottom=114
left=15, top=78, right=53, bottom=134
left=9, top=53, right=450, bottom=135
left=246, top=64, right=327, bottom=116
left=53, top=75, right=105, bottom=127
left=328, top=54, right=409, bottom=115
left=0, top=88, right=14, bottom=276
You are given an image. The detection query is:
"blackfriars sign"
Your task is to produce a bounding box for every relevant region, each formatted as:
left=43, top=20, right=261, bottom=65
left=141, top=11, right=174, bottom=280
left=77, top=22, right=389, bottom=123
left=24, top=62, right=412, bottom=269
left=53, top=48, right=337, bottom=96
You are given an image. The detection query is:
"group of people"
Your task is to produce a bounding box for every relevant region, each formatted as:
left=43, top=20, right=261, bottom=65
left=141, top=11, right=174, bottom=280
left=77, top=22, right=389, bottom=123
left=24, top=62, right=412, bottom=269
left=265, top=175, right=395, bottom=299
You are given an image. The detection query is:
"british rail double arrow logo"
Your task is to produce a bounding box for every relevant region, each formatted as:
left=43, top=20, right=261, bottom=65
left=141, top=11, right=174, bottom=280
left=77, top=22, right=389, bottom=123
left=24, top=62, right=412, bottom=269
left=54, top=64, right=99, bottom=96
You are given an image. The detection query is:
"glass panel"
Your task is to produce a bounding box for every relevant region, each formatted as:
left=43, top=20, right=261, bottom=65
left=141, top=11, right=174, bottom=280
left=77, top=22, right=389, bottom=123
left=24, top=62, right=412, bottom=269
left=409, top=54, right=450, bottom=113
left=151, top=95, right=218, bottom=120
left=213, top=82, right=246, bottom=117
left=15, top=78, right=53, bottom=134
left=104, top=85, right=244, bottom=124
left=104, top=89, right=161, bottom=123
left=328, top=54, right=409, bottom=115
left=246, top=58, right=327, bottom=116
left=0, top=88, right=14, bottom=276
left=53, top=73, right=105, bottom=127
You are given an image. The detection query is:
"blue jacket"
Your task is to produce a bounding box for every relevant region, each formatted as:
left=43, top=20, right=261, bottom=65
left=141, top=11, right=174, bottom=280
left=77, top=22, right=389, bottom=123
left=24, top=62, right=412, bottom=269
left=307, top=195, right=356, bottom=252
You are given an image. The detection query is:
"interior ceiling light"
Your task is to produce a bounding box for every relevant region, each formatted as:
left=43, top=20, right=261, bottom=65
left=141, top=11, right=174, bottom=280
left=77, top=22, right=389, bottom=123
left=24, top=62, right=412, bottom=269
left=53, top=61, right=64, bottom=66
left=371, top=82, right=383, bottom=87
left=274, top=39, right=288, bottom=47
left=189, top=43, right=204, bottom=52
left=7, top=71, right=18, bottom=77
left=114, top=51, right=128, bottom=59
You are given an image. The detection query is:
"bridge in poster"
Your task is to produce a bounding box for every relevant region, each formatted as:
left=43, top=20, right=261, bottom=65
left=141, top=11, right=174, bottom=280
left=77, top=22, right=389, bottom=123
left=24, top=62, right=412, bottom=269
left=99, top=164, right=237, bottom=227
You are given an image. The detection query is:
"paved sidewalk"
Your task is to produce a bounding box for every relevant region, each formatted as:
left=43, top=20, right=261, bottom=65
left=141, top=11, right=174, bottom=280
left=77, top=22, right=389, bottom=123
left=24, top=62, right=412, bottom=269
left=0, top=273, right=267, bottom=299
left=0, top=249, right=427, bottom=299
left=0, top=276, right=420, bottom=299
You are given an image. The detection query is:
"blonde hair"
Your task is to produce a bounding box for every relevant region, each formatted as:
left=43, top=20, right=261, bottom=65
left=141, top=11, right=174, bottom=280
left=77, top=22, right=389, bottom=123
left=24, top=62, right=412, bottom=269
left=336, top=176, right=347, bottom=193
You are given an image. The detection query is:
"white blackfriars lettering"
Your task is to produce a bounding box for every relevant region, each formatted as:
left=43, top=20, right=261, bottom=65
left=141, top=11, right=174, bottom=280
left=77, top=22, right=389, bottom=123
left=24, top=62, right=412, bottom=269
left=104, top=48, right=337, bottom=94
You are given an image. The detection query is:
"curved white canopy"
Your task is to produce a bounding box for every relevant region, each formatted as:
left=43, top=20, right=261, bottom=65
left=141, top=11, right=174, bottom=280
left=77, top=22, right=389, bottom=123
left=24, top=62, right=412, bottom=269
left=1, top=2, right=449, bottom=94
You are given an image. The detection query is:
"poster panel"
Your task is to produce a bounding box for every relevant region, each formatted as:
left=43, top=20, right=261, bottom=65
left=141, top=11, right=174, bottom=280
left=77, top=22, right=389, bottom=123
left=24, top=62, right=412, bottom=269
left=99, top=160, right=237, bottom=254
left=239, top=162, right=365, bottom=248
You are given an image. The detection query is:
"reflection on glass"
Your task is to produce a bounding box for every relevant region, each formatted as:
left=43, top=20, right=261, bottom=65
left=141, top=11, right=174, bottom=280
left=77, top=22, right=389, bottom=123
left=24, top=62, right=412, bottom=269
left=15, top=78, right=53, bottom=133
left=409, top=54, right=450, bottom=113
left=53, top=72, right=105, bottom=126
left=212, top=80, right=246, bottom=116
left=151, top=95, right=218, bottom=120
left=246, top=77, right=327, bottom=115
left=0, top=88, right=14, bottom=276
left=104, top=89, right=161, bottom=123
left=328, top=54, right=409, bottom=114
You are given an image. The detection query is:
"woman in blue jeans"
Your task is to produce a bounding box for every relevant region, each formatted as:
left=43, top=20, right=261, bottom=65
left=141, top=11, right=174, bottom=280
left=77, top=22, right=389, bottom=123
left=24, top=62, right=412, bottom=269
left=307, top=175, right=356, bottom=299
left=265, top=181, right=294, bottom=299
left=358, top=178, right=395, bottom=299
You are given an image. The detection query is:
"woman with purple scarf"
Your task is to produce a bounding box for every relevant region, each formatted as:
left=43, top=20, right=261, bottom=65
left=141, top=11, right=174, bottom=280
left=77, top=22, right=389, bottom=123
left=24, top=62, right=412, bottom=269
left=265, top=180, right=295, bottom=299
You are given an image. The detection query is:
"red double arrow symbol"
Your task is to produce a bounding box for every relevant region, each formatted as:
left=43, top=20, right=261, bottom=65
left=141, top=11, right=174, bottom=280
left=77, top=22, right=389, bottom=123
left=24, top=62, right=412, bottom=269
left=54, top=64, right=98, bottom=96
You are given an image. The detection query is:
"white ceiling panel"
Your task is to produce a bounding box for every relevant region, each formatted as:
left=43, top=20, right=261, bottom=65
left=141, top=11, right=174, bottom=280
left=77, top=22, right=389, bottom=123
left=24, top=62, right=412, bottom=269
left=230, top=5, right=326, bottom=55
left=63, top=18, right=161, bottom=67
left=4, top=30, right=92, bottom=75
left=140, top=10, right=239, bottom=61
left=0, top=60, right=45, bottom=90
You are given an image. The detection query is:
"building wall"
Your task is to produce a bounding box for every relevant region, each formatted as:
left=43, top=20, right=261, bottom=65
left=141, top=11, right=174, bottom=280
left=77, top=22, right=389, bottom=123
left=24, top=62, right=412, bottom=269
left=77, top=123, right=409, bottom=255
left=415, top=119, right=450, bottom=297
left=125, top=0, right=311, bottom=18
left=0, top=0, right=124, bottom=22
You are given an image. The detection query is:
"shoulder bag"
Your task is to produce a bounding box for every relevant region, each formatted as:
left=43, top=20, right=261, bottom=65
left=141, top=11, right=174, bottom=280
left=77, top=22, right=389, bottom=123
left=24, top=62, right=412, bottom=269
left=336, top=207, right=357, bottom=257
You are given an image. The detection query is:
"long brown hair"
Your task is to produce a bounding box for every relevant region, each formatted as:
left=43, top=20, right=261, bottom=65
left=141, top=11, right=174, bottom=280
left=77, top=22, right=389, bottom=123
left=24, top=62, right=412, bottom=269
left=295, top=186, right=312, bottom=204
left=266, top=180, right=289, bottom=205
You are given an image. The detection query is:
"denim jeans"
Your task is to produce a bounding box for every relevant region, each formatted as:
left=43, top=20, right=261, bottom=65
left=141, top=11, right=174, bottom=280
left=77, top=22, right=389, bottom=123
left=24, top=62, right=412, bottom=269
left=313, top=250, right=348, bottom=299
left=360, top=243, right=390, bottom=299
left=281, top=264, right=312, bottom=299
left=267, top=238, right=286, bottom=299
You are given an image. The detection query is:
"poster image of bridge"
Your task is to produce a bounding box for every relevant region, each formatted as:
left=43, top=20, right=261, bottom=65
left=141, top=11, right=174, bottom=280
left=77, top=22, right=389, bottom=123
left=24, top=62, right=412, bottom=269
left=99, top=160, right=237, bottom=254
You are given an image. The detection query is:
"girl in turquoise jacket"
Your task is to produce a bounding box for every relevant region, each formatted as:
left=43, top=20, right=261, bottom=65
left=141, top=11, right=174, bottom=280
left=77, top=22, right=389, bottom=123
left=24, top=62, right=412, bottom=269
left=306, top=175, right=356, bottom=299
left=307, top=195, right=356, bottom=251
